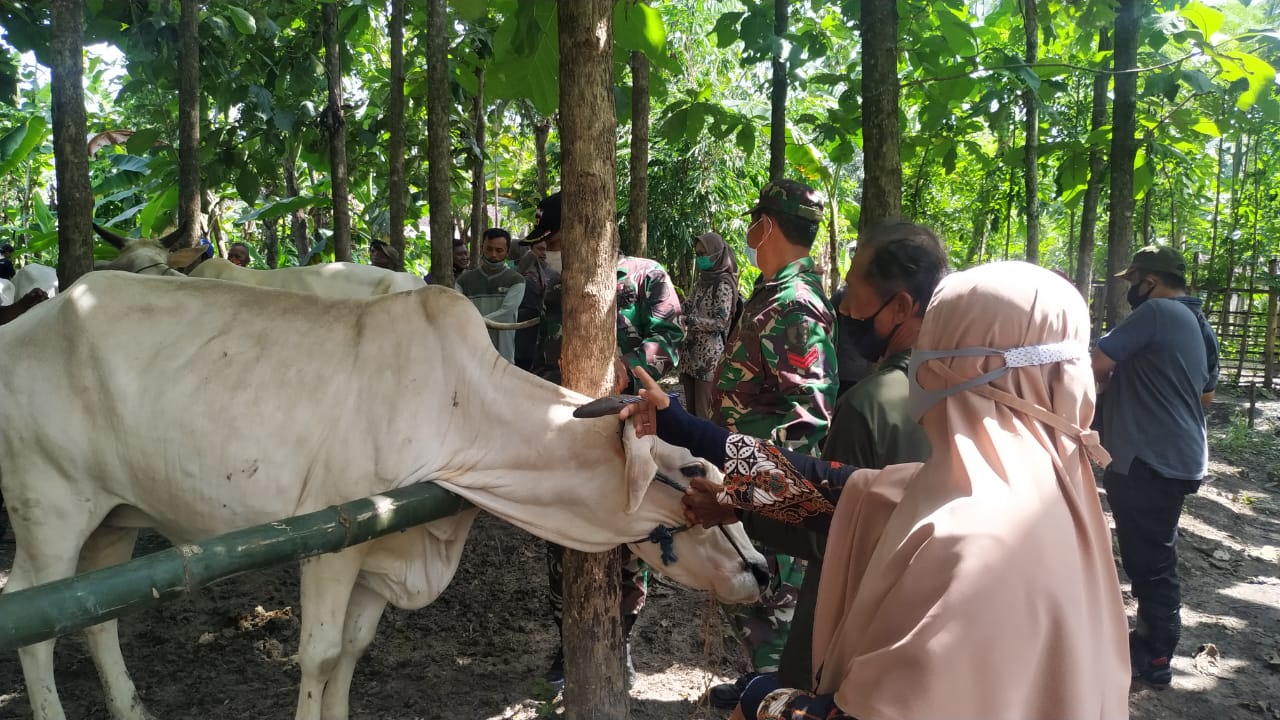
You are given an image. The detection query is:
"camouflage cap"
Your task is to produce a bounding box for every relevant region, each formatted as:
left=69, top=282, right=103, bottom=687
left=1116, top=244, right=1187, bottom=281
left=746, top=179, right=826, bottom=224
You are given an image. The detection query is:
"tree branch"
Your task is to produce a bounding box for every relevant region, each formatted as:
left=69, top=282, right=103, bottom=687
left=900, top=51, right=1201, bottom=89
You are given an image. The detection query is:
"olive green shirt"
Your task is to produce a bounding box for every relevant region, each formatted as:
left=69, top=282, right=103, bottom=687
left=747, top=349, right=930, bottom=688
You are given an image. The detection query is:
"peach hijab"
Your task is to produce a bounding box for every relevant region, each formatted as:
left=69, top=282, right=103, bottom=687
left=810, top=262, right=1129, bottom=720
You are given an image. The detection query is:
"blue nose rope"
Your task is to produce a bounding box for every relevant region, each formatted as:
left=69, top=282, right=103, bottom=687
left=642, top=471, right=756, bottom=571
left=647, top=523, right=690, bottom=565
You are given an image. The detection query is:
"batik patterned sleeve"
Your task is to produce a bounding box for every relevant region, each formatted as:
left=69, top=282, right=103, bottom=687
left=756, top=688, right=851, bottom=720
left=623, top=264, right=685, bottom=380
left=719, top=433, right=855, bottom=534
left=757, top=298, right=838, bottom=453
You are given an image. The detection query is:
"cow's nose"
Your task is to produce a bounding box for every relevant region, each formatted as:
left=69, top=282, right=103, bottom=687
left=747, top=560, right=771, bottom=589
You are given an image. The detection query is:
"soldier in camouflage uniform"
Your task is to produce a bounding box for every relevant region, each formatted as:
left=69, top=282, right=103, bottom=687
left=710, top=179, right=838, bottom=708
left=520, top=192, right=685, bottom=687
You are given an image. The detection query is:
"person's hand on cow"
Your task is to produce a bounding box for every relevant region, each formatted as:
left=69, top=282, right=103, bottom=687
left=0, top=288, right=48, bottom=326
left=618, top=366, right=668, bottom=438
left=683, top=473, right=737, bottom=529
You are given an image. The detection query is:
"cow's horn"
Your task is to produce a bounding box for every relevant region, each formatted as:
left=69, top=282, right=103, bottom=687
left=573, top=395, right=642, bottom=419
left=92, top=223, right=131, bottom=250
left=157, top=223, right=189, bottom=250
left=484, top=317, right=540, bottom=331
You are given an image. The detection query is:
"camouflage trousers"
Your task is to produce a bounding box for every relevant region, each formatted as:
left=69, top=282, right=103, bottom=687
left=725, top=551, right=806, bottom=673
left=545, top=542, right=647, bottom=637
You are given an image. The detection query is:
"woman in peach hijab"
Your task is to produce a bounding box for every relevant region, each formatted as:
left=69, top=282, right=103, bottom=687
left=622, top=262, right=1129, bottom=720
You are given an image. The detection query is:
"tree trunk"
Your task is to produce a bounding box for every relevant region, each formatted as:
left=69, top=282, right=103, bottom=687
left=264, top=216, right=279, bottom=269
left=1104, top=0, right=1141, bottom=329
left=322, top=2, right=352, bottom=262
left=827, top=170, right=841, bottom=296
left=557, top=2, right=626, bottom=717
left=858, top=0, right=901, bottom=231
left=1219, top=133, right=1250, bottom=337
left=627, top=51, right=650, bottom=258
left=1076, top=30, right=1110, bottom=296
left=427, top=0, right=453, bottom=285
left=534, top=117, right=551, bottom=197
left=284, top=151, right=310, bottom=259
left=388, top=0, right=407, bottom=270
left=470, top=65, right=487, bottom=268
left=176, top=0, right=201, bottom=248
left=1022, top=0, right=1040, bottom=264
left=768, top=0, right=788, bottom=180
left=50, top=0, right=93, bottom=289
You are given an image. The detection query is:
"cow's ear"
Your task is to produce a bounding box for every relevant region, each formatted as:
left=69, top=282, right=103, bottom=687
left=621, top=420, right=657, bottom=514
left=167, top=247, right=206, bottom=271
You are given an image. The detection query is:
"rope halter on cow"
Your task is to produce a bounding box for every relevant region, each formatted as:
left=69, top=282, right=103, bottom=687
left=643, top=470, right=756, bottom=574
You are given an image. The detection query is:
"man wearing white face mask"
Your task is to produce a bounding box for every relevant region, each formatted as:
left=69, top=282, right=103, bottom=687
left=457, top=227, right=525, bottom=363
left=708, top=178, right=837, bottom=707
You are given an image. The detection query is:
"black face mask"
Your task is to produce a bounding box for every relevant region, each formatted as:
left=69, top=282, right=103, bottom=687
left=845, top=296, right=901, bottom=362
left=1127, top=280, right=1153, bottom=310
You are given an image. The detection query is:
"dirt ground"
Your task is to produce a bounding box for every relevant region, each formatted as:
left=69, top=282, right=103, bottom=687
left=1, top=387, right=1278, bottom=719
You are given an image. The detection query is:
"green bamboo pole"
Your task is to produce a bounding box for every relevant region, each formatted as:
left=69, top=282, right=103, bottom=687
left=0, top=483, right=467, bottom=652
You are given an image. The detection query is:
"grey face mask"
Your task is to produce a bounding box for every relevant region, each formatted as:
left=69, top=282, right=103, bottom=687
left=907, top=341, right=1087, bottom=421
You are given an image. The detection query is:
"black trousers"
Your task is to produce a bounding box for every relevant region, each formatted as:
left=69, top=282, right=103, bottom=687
left=1103, top=458, right=1200, bottom=659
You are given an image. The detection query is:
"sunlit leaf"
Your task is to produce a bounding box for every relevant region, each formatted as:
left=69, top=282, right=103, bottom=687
left=1178, top=2, right=1223, bottom=43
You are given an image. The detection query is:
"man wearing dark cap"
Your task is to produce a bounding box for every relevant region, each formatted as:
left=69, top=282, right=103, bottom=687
left=368, top=239, right=399, bottom=271
left=708, top=179, right=837, bottom=707
left=522, top=190, right=685, bottom=689
left=0, top=243, right=14, bottom=280
left=1092, top=244, right=1219, bottom=688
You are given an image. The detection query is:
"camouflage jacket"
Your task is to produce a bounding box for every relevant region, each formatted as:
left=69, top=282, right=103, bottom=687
left=714, top=256, right=837, bottom=453
left=535, top=255, right=685, bottom=386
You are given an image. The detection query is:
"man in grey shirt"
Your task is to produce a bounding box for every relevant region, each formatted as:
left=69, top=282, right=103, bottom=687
left=1092, top=244, right=1219, bottom=689
left=457, top=228, right=525, bottom=363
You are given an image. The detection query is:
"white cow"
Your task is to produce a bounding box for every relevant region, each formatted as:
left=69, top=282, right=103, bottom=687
left=0, top=277, right=13, bottom=305
left=93, top=224, right=427, bottom=298
left=11, top=263, right=57, bottom=299
left=0, top=272, right=765, bottom=720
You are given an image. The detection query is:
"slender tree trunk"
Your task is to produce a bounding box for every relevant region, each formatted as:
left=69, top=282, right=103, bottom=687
left=1219, top=133, right=1250, bottom=337
left=827, top=169, right=841, bottom=296
left=388, top=0, right=407, bottom=270
left=264, top=216, right=279, bottom=269
left=534, top=117, right=551, bottom=197
left=176, top=0, right=201, bottom=248
left=557, top=2, right=626, bottom=716
left=50, top=0, right=92, bottom=288
left=768, top=0, right=788, bottom=180
left=627, top=51, right=650, bottom=257
left=322, top=2, right=352, bottom=262
left=470, top=65, right=487, bottom=267
left=858, top=0, right=901, bottom=231
left=426, top=0, right=454, bottom=284
left=1104, top=0, right=1141, bottom=328
left=1022, top=0, right=1040, bottom=264
left=284, top=151, right=310, bottom=258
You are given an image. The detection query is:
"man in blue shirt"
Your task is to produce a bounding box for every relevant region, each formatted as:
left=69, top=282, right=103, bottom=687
left=1092, top=245, right=1219, bottom=688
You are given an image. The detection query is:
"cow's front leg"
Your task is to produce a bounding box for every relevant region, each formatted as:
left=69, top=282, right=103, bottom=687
left=320, top=581, right=389, bottom=720
left=79, top=525, right=155, bottom=720
left=294, top=547, right=368, bottom=720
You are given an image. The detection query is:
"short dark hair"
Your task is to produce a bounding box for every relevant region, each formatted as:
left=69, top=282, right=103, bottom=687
left=768, top=211, right=820, bottom=249
left=1148, top=270, right=1187, bottom=291
left=482, top=227, right=512, bottom=249
left=858, top=221, right=949, bottom=316
left=229, top=241, right=251, bottom=251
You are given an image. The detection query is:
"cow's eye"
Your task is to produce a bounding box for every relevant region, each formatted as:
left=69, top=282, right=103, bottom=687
left=678, top=463, right=705, bottom=478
